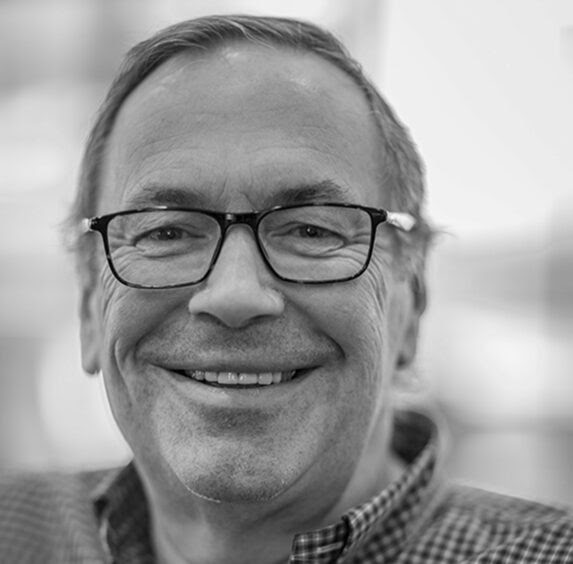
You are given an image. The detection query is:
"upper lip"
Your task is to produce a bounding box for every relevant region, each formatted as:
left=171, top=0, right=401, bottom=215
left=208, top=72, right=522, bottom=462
left=150, top=346, right=336, bottom=375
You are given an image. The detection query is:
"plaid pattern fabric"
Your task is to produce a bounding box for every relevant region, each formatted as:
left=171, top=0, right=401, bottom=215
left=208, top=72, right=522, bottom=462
left=1, top=412, right=572, bottom=563
left=0, top=469, right=108, bottom=563
left=92, top=466, right=154, bottom=564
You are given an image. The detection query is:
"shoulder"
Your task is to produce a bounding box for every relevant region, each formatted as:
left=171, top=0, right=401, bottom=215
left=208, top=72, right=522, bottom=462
left=444, top=484, right=573, bottom=529
left=0, top=467, right=115, bottom=563
left=402, top=484, right=573, bottom=563
left=0, top=466, right=109, bottom=522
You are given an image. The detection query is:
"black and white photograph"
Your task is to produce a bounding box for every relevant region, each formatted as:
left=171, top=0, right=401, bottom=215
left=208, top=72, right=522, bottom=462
left=0, top=1, right=572, bottom=562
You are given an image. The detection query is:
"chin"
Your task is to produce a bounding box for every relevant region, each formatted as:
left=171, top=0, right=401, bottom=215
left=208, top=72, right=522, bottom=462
left=165, top=446, right=302, bottom=504
left=150, top=429, right=305, bottom=505
left=178, top=470, right=292, bottom=504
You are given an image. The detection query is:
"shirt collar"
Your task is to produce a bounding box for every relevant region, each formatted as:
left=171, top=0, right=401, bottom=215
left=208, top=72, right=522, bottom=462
left=289, top=411, right=443, bottom=562
left=92, top=410, right=443, bottom=563
left=92, top=462, right=154, bottom=563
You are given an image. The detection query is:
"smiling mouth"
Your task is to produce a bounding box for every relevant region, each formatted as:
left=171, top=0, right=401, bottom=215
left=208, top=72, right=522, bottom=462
left=177, top=369, right=310, bottom=387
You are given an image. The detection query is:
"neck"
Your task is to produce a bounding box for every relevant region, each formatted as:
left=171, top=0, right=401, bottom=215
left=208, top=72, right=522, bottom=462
left=152, top=509, right=294, bottom=564
left=147, top=478, right=336, bottom=564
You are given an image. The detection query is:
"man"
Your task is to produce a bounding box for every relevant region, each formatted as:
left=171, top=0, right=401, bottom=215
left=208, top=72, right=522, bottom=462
left=1, top=14, right=572, bottom=564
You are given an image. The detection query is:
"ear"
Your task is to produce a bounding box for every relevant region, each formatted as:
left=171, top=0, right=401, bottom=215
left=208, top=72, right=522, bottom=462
left=396, top=272, right=426, bottom=369
left=79, top=277, right=103, bottom=375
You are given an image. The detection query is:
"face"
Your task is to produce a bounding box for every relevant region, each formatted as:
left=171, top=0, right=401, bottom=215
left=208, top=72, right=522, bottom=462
left=81, top=44, right=420, bottom=514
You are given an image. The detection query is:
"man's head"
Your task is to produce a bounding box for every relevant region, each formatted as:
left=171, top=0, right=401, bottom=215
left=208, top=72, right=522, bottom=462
left=71, top=15, right=433, bottom=516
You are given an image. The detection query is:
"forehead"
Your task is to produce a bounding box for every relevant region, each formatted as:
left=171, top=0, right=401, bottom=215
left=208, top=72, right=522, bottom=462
left=99, top=42, right=386, bottom=212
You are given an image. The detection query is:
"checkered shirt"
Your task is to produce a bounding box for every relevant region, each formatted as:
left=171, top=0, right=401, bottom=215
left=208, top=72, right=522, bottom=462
left=1, top=411, right=573, bottom=563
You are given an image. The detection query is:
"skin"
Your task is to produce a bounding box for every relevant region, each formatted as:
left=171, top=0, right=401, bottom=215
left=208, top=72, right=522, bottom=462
left=80, top=43, right=422, bottom=564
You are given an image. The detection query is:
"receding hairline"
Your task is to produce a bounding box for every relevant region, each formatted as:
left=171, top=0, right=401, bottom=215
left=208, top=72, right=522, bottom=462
left=115, top=38, right=376, bottom=119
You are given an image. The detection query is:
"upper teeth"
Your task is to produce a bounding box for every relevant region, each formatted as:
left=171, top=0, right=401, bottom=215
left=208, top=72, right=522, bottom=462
left=184, top=370, right=297, bottom=386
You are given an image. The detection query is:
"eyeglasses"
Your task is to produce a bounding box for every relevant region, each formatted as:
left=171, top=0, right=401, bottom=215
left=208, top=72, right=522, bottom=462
left=83, top=203, right=415, bottom=289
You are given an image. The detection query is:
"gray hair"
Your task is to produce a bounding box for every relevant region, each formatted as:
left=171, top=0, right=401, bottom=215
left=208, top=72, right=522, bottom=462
left=66, top=14, right=434, bottom=280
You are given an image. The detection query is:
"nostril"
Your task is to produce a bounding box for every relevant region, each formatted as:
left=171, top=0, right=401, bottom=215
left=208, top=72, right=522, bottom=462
left=187, top=283, right=285, bottom=328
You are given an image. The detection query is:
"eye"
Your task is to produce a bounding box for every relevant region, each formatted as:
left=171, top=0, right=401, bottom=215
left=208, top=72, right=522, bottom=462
left=146, top=227, right=188, bottom=241
left=296, top=224, right=332, bottom=238
left=287, top=223, right=345, bottom=242
left=264, top=220, right=346, bottom=246
left=132, top=225, right=199, bottom=255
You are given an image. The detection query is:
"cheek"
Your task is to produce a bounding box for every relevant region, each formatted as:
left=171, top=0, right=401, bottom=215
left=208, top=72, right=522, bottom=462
left=96, top=273, right=141, bottom=417
left=99, top=271, right=136, bottom=354
left=97, top=269, right=171, bottom=380
left=96, top=276, right=178, bottom=447
left=345, top=254, right=409, bottom=399
left=99, top=268, right=121, bottom=319
left=349, top=257, right=391, bottom=350
left=315, top=257, right=393, bottom=388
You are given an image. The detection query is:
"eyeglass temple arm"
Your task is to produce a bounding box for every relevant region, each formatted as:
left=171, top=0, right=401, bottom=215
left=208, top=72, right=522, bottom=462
left=386, top=211, right=416, bottom=232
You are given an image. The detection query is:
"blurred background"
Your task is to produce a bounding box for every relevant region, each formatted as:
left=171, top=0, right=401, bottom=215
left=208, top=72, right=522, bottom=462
left=1, top=0, right=572, bottom=505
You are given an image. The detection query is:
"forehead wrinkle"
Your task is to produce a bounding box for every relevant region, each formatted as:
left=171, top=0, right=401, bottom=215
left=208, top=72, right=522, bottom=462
left=117, top=125, right=201, bottom=177
left=123, top=185, right=211, bottom=209
left=104, top=137, right=209, bottom=212
left=118, top=179, right=355, bottom=212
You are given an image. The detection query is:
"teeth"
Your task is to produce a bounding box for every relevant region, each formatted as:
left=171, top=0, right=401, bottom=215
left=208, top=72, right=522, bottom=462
left=217, top=372, right=239, bottom=385
left=238, top=373, right=258, bottom=385
left=258, top=373, right=273, bottom=385
left=205, top=372, right=218, bottom=383
left=184, top=370, right=297, bottom=386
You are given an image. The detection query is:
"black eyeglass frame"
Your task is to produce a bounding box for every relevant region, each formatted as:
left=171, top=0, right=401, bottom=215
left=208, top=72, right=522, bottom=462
left=84, top=203, right=416, bottom=289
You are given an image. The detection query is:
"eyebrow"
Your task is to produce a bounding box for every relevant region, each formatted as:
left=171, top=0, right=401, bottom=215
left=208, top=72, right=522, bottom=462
left=124, top=179, right=354, bottom=210
left=125, top=186, right=210, bottom=208
left=269, top=180, right=354, bottom=206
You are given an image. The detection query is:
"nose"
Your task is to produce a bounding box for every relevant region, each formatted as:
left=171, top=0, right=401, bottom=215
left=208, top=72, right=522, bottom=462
left=187, top=226, right=285, bottom=328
